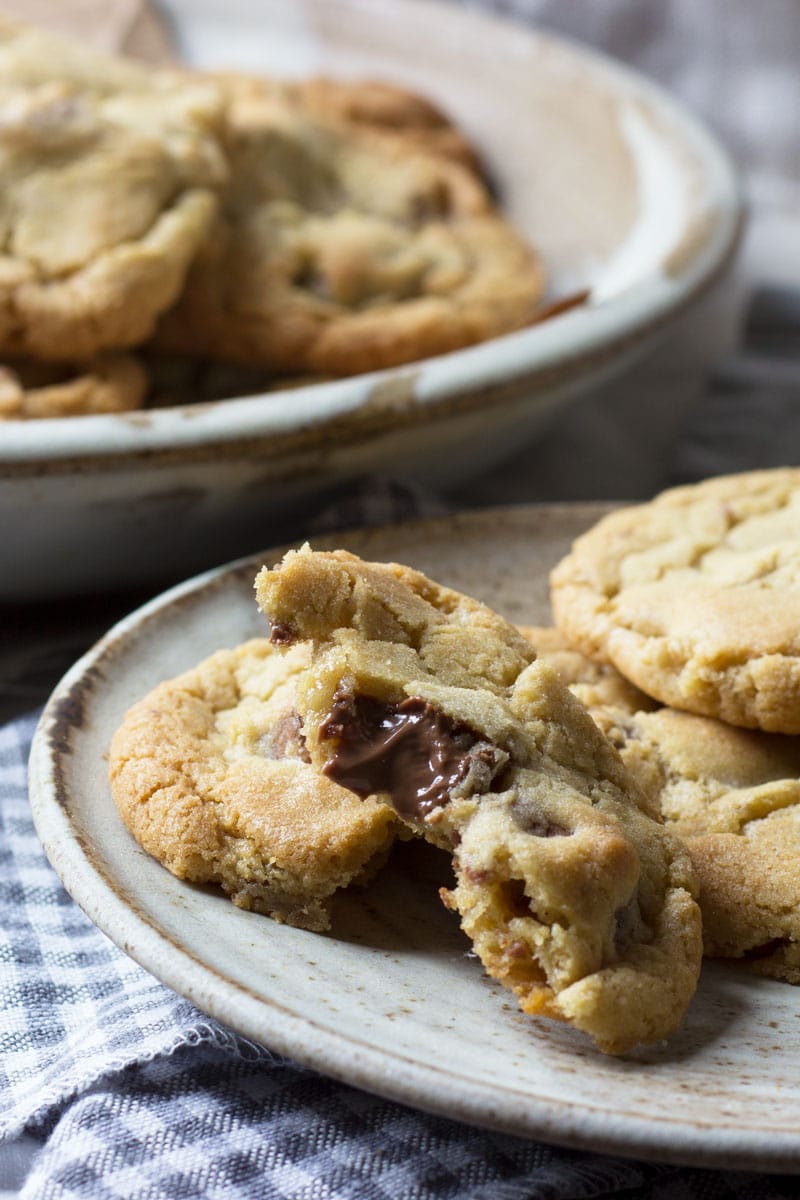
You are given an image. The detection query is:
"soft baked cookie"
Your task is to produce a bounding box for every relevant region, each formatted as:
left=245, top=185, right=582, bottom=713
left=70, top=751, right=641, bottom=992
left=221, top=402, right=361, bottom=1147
left=518, top=625, right=658, bottom=715
left=550, top=469, right=800, bottom=733
left=155, top=78, right=544, bottom=375
left=589, top=705, right=800, bottom=982
left=0, top=19, right=226, bottom=359
left=255, top=546, right=702, bottom=1054
left=109, top=638, right=399, bottom=932
left=0, top=353, right=147, bottom=418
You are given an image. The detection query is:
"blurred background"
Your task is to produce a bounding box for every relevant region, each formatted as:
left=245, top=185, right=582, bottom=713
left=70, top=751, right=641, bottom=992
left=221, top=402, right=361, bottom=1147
left=452, top=0, right=800, bottom=503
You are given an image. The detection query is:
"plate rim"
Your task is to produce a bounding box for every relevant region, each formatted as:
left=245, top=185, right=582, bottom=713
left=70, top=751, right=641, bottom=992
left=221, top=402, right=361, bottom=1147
left=28, top=503, right=800, bottom=1173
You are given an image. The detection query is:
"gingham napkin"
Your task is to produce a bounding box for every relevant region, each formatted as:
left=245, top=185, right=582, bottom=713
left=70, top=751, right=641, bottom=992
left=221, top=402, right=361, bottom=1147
left=2, top=471, right=800, bottom=1200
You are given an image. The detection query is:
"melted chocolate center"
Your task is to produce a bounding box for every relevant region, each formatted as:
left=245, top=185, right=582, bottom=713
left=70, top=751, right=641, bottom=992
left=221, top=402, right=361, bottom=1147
left=320, top=692, right=481, bottom=819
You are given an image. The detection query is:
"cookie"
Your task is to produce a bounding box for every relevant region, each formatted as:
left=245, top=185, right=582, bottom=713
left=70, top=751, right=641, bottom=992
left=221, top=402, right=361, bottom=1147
left=255, top=546, right=702, bottom=1054
left=550, top=469, right=800, bottom=733
left=155, top=78, right=544, bottom=375
left=0, top=19, right=226, bottom=360
left=0, top=352, right=147, bottom=419
left=590, top=705, right=800, bottom=982
left=518, top=625, right=658, bottom=715
left=109, top=638, right=399, bottom=932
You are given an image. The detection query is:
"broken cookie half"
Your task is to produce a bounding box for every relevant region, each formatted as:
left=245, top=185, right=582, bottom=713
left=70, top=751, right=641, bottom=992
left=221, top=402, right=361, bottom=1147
left=255, top=546, right=702, bottom=1054
left=109, top=638, right=398, bottom=932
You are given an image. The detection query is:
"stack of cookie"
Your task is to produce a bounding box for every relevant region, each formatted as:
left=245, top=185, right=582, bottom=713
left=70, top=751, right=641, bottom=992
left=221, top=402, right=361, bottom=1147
left=0, top=18, right=545, bottom=420
left=549, top=467, right=800, bottom=984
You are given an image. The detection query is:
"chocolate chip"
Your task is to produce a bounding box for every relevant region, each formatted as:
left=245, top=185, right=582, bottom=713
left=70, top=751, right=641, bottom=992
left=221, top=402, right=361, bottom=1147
left=269, top=620, right=297, bottom=645
left=507, top=938, right=529, bottom=960
left=257, top=709, right=310, bottom=762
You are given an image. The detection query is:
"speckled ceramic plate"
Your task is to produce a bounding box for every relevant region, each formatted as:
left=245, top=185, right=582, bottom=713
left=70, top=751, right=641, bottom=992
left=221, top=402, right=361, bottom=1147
left=2, top=0, right=742, bottom=598
left=29, top=506, right=800, bottom=1172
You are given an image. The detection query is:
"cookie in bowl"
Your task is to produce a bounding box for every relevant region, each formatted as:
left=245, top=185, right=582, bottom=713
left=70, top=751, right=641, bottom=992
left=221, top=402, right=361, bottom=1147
left=0, top=18, right=227, bottom=361
left=155, top=76, right=545, bottom=376
left=517, top=625, right=658, bottom=716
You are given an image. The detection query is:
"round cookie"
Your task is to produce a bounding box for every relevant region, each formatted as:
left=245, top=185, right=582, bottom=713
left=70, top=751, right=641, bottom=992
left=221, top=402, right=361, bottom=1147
left=0, top=18, right=226, bottom=360
left=0, top=353, right=147, bottom=419
left=256, top=546, right=702, bottom=1055
left=155, top=76, right=544, bottom=375
left=109, top=638, right=398, bottom=932
left=550, top=469, right=800, bottom=733
left=593, top=705, right=800, bottom=982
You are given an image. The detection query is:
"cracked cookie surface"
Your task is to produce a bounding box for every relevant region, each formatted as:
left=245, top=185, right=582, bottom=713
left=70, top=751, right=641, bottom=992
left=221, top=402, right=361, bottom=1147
left=256, top=546, right=701, bottom=1054
left=0, top=18, right=226, bottom=359
left=550, top=469, right=800, bottom=733
left=109, top=638, right=398, bottom=932
left=156, top=77, right=544, bottom=375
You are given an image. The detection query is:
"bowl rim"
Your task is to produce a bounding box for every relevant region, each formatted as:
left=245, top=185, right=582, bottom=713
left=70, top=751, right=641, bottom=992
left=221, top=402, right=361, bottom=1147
left=0, top=3, right=742, bottom=465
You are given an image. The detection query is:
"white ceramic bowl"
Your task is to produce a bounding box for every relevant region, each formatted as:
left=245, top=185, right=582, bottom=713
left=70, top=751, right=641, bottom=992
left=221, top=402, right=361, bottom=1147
left=1, top=0, right=741, bottom=598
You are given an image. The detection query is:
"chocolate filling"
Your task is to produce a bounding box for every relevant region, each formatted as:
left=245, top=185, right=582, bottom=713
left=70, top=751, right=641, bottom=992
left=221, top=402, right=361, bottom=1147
left=269, top=620, right=297, bottom=645
left=319, top=691, right=495, bottom=819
